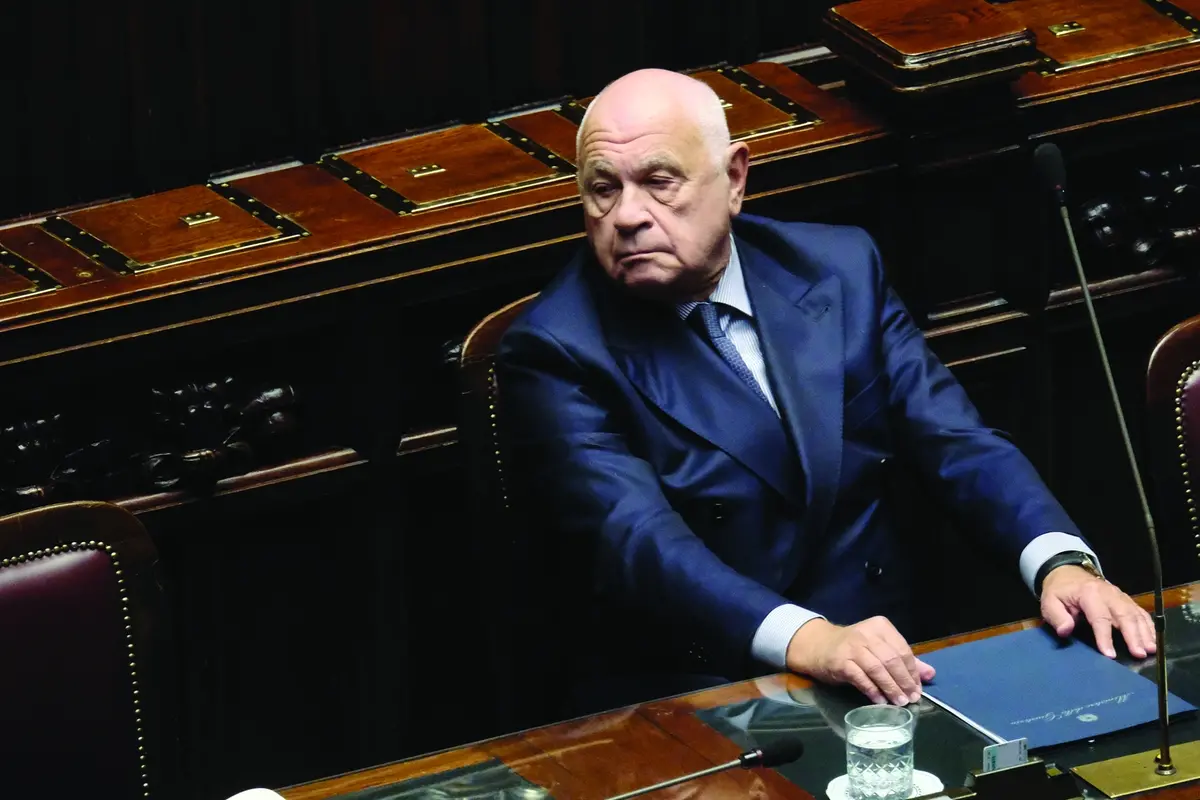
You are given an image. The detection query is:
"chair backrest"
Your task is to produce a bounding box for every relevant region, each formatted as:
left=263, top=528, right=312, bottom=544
left=0, top=501, right=171, bottom=799
left=458, top=294, right=561, bottom=731
left=1147, top=313, right=1200, bottom=585
left=458, top=293, right=539, bottom=522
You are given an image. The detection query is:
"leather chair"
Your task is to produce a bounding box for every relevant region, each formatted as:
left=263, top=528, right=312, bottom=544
left=458, top=294, right=563, bottom=731
left=0, top=501, right=173, bottom=799
left=459, top=294, right=538, bottom=528
left=1147, top=313, right=1200, bottom=586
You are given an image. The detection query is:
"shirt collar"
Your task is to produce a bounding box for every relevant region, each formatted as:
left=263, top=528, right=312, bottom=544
left=675, top=236, right=752, bottom=321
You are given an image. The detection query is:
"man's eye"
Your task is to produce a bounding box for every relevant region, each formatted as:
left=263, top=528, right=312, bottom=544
left=646, top=176, right=674, bottom=189
left=590, top=183, right=616, bottom=197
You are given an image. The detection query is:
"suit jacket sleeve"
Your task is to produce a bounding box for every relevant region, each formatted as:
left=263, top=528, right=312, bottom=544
left=864, top=233, right=1081, bottom=558
left=498, top=320, right=791, bottom=665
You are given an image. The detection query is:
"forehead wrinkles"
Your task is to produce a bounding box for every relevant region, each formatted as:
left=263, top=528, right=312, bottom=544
left=580, top=126, right=704, bottom=179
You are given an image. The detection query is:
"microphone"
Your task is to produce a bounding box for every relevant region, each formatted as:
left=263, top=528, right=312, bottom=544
left=1034, top=142, right=1068, bottom=206
left=603, top=738, right=804, bottom=800
left=1034, top=142, right=1177, bottom=782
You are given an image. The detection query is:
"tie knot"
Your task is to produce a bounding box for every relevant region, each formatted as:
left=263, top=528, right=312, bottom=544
left=690, top=301, right=725, bottom=342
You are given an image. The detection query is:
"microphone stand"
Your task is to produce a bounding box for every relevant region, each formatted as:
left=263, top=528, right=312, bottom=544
left=605, top=758, right=749, bottom=800
left=1060, top=206, right=1172, bottom=772
left=602, top=745, right=801, bottom=800
left=1057, top=204, right=1200, bottom=797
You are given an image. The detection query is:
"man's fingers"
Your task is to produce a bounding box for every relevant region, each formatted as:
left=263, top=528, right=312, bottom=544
left=872, top=640, right=921, bottom=703
left=916, top=658, right=936, bottom=682
left=865, top=617, right=923, bottom=701
left=843, top=661, right=886, bottom=706
left=1117, top=603, right=1157, bottom=659
left=1042, top=593, right=1076, bottom=638
left=875, top=627, right=923, bottom=701
left=1113, top=605, right=1150, bottom=659
left=1079, top=593, right=1116, bottom=658
left=820, top=618, right=930, bottom=706
left=1140, top=609, right=1159, bottom=655
left=859, top=649, right=910, bottom=706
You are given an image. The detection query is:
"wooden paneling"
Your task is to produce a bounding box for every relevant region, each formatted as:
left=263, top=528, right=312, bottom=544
left=3, top=5, right=1200, bottom=799
left=830, top=0, right=1027, bottom=60
left=0, top=1, right=832, bottom=221
left=1016, top=0, right=1193, bottom=66
left=69, top=186, right=285, bottom=266
left=339, top=126, right=565, bottom=208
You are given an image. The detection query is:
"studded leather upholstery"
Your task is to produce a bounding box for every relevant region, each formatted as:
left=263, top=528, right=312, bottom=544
left=458, top=294, right=545, bottom=729
left=1148, top=315, right=1200, bottom=585
left=0, top=502, right=168, bottom=799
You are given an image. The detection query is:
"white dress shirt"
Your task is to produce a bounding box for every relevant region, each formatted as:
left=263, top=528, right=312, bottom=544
left=676, top=237, right=1099, bottom=669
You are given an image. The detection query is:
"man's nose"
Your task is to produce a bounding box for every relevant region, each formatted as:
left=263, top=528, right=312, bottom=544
left=612, top=187, right=652, bottom=232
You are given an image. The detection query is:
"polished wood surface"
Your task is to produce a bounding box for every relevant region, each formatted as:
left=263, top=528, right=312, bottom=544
left=1012, top=0, right=1193, bottom=67
left=67, top=185, right=286, bottom=267
left=692, top=70, right=798, bottom=137
left=280, top=584, right=1200, bottom=800
left=0, top=268, right=37, bottom=300
left=340, top=125, right=566, bottom=208
left=1015, top=43, right=1200, bottom=103
left=0, top=59, right=883, bottom=345
left=0, top=225, right=109, bottom=289
left=828, top=0, right=1027, bottom=60
left=115, top=447, right=364, bottom=516
left=503, top=111, right=584, bottom=165
left=824, top=0, right=1200, bottom=101
left=737, top=62, right=886, bottom=158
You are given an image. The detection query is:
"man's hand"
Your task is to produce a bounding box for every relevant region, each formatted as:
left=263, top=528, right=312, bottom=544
left=1041, top=565, right=1157, bottom=659
left=785, top=616, right=936, bottom=706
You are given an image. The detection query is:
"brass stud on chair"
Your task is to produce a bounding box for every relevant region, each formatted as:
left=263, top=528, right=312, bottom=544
left=4, top=539, right=151, bottom=794
left=1178, top=366, right=1200, bottom=564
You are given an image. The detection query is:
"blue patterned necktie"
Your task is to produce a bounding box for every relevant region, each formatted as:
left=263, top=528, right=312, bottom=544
left=690, top=301, right=772, bottom=407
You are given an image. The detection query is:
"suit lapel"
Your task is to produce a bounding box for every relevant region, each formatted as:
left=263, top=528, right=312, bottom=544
left=740, top=236, right=845, bottom=543
left=599, top=277, right=803, bottom=505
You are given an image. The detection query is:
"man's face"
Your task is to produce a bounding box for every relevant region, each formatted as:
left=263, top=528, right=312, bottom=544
left=578, top=107, right=747, bottom=303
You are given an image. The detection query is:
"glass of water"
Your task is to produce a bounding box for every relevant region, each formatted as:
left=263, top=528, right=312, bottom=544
left=844, top=704, right=915, bottom=800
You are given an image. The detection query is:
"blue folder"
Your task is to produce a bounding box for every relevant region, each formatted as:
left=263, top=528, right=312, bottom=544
left=920, top=626, right=1196, bottom=749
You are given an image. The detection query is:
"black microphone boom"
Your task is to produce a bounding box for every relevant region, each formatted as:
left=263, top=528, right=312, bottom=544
left=1035, top=142, right=1193, bottom=796
left=603, top=739, right=804, bottom=800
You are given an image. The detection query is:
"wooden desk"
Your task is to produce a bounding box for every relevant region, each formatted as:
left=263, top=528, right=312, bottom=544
left=281, top=583, right=1200, bottom=800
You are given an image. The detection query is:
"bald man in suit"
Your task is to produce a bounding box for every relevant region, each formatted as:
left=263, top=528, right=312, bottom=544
left=498, top=68, right=1153, bottom=710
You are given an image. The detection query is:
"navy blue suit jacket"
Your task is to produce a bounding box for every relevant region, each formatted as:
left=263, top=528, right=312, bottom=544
left=497, top=214, right=1079, bottom=679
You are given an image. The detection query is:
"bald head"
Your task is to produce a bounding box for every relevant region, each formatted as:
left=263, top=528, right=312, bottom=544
left=576, top=69, right=731, bottom=180
left=573, top=68, right=750, bottom=304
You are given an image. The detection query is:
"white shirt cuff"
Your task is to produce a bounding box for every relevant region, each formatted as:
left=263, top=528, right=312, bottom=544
left=750, top=603, right=825, bottom=670
left=1019, top=532, right=1101, bottom=596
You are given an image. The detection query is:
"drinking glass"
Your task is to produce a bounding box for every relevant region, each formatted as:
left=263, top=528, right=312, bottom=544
left=844, top=704, right=916, bottom=799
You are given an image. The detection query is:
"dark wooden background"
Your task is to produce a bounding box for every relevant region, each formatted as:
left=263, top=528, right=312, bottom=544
left=0, top=0, right=831, bottom=221
left=3, top=4, right=1200, bottom=800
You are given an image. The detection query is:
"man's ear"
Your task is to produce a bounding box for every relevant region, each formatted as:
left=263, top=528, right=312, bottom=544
left=726, top=142, right=750, bottom=215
